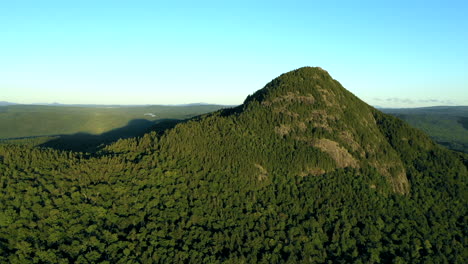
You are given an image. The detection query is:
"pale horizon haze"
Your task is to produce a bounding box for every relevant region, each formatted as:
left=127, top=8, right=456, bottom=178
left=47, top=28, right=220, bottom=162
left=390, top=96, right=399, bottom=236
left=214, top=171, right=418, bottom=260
left=1, top=0, right=467, bottom=107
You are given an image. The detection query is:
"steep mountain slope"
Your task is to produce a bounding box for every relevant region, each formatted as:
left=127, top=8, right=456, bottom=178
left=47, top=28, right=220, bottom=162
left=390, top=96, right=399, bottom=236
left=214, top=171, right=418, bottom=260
left=0, top=67, right=466, bottom=263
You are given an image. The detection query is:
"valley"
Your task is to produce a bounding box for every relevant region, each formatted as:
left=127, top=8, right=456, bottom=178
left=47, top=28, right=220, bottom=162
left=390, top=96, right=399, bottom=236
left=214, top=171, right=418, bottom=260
left=0, top=104, right=225, bottom=152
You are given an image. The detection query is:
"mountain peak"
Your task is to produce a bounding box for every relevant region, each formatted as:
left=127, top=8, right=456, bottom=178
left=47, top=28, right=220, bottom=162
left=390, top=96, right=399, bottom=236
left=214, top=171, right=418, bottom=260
left=243, top=66, right=345, bottom=109
left=238, top=67, right=411, bottom=194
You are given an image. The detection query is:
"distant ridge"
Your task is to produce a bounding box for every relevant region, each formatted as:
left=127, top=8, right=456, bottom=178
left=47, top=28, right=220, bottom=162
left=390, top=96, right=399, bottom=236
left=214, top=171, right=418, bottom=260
left=0, top=101, right=17, bottom=106
left=1, top=102, right=228, bottom=107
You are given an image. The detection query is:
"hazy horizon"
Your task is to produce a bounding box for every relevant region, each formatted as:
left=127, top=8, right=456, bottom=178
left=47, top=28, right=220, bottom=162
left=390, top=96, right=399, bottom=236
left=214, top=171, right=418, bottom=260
left=1, top=0, right=467, bottom=108
left=2, top=100, right=468, bottom=110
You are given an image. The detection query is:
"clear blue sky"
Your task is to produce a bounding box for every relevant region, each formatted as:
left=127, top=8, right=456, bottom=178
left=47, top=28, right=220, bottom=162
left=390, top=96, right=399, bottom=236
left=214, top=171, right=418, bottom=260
left=1, top=0, right=467, bottom=107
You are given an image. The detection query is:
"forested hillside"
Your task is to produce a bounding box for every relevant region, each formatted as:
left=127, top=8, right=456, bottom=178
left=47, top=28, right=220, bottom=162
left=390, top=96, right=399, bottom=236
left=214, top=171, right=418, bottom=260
left=382, top=106, right=468, bottom=153
left=0, top=67, right=466, bottom=263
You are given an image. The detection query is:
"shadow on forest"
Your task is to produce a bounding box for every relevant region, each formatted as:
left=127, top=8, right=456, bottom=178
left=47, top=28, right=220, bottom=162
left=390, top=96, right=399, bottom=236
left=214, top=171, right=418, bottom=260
left=39, top=118, right=182, bottom=153
left=458, top=116, right=468, bottom=130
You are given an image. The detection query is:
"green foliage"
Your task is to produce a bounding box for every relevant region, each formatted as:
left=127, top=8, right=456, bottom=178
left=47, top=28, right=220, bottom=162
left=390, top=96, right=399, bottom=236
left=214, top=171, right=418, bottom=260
left=0, top=67, right=466, bottom=263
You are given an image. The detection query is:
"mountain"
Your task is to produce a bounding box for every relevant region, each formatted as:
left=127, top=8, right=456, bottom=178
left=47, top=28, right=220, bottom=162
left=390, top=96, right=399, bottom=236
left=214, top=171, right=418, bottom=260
left=0, top=67, right=466, bottom=263
left=381, top=106, right=468, bottom=153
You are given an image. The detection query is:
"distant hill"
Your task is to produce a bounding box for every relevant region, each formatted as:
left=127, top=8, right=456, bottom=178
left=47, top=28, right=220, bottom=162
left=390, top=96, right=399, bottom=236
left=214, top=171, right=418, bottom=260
left=0, top=67, right=465, bottom=263
left=0, top=101, right=17, bottom=106
left=382, top=106, right=468, bottom=153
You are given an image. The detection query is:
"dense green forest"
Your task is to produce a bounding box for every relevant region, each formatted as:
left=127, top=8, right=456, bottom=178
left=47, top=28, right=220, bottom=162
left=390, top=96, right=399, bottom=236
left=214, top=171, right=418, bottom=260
left=382, top=106, right=468, bottom=153
left=0, top=67, right=466, bottom=263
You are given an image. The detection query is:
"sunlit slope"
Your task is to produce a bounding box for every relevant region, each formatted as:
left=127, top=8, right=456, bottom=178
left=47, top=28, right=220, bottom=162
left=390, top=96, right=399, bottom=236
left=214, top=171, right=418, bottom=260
left=0, top=104, right=225, bottom=139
